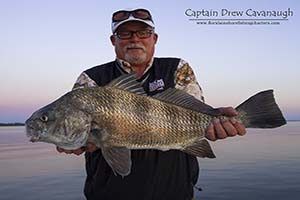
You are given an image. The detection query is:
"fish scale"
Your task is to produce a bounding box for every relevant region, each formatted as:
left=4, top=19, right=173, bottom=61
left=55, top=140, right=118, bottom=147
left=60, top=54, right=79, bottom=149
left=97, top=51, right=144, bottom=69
left=88, top=88, right=211, bottom=149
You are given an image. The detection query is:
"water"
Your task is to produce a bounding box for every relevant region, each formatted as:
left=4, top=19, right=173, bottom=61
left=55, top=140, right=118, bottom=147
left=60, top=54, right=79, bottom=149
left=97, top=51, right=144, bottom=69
left=195, top=122, right=300, bottom=200
left=0, top=123, right=299, bottom=200
left=0, top=126, right=85, bottom=200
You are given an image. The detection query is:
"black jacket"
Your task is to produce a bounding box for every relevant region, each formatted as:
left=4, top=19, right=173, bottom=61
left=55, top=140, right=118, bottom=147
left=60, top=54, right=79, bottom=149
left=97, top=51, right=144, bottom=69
left=83, top=57, right=199, bottom=200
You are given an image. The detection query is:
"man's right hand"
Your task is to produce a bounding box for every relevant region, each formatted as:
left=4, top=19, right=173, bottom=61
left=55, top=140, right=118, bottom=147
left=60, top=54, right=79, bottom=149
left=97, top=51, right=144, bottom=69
left=56, top=142, right=97, bottom=155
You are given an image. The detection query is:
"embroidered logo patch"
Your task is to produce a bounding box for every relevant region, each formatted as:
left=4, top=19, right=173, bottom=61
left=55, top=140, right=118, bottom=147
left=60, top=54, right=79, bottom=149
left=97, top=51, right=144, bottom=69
left=149, top=79, right=165, bottom=92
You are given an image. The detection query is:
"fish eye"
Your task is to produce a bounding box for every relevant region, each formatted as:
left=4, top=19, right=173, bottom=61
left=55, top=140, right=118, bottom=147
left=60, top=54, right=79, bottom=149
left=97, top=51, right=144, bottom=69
left=40, top=115, right=48, bottom=122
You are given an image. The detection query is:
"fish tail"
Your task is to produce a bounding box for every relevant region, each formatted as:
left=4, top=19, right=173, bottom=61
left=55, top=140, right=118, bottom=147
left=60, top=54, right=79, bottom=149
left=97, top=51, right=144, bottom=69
left=235, top=90, right=286, bottom=128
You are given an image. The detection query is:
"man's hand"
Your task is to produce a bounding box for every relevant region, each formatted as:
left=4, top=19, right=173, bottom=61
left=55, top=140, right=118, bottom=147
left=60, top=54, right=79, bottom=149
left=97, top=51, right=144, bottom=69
left=205, top=107, right=246, bottom=141
left=56, top=142, right=97, bottom=155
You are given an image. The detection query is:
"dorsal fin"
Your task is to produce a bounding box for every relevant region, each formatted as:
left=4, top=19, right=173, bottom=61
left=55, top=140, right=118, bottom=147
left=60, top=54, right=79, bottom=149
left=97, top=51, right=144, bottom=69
left=107, top=73, right=146, bottom=95
left=153, top=88, right=221, bottom=116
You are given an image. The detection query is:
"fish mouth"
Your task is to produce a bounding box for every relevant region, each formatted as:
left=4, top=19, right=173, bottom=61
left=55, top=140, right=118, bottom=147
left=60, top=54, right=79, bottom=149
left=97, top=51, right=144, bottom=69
left=25, top=124, right=40, bottom=142
left=29, top=136, right=40, bottom=142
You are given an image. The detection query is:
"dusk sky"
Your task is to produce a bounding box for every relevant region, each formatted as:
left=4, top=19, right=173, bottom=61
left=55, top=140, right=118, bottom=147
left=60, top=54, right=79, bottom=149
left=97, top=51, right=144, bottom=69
left=1, top=0, right=299, bottom=123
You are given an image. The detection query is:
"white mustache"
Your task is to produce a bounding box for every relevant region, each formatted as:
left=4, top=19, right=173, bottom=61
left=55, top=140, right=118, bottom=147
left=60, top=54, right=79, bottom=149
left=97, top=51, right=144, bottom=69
left=125, top=44, right=146, bottom=51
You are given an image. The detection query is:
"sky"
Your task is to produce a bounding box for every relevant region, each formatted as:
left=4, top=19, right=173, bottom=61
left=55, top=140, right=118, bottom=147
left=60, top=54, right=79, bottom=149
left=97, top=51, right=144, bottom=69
left=0, top=0, right=299, bottom=123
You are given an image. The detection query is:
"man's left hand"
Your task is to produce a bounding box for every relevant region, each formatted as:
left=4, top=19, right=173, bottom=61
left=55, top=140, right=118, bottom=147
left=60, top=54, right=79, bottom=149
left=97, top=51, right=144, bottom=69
left=205, top=107, right=246, bottom=141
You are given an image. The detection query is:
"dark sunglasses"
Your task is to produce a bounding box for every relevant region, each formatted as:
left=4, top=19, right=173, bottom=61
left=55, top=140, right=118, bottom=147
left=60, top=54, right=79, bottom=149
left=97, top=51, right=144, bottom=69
left=112, top=9, right=153, bottom=22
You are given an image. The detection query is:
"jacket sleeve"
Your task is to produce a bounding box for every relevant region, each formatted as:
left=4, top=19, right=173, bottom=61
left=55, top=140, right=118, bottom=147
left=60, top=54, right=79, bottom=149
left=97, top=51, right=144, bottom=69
left=174, top=59, right=205, bottom=102
left=72, top=72, right=98, bottom=90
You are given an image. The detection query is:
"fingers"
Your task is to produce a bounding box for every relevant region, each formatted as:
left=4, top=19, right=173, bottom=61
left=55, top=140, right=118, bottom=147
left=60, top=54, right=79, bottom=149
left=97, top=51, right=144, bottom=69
left=56, top=146, right=87, bottom=155
left=205, top=106, right=247, bottom=141
left=56, top=146, right=64, bottom=153
left=221, top=119, right=237, bottom=137
left=64, top=149, right=74, bottom=154
left=205, top=118, right=246, bottom=141
left=205, top=119, right=233, bottom=141
left=230, top=119, right=246, bottom=136
left=55, top=142, right=97, bottom=155
left=219, top=107, right=246, bottom=136
left=206, top=123, right=217, bottom=141
left=73, top=148, right=86, bottom=155
left=213, top=119, right=227, bottom=139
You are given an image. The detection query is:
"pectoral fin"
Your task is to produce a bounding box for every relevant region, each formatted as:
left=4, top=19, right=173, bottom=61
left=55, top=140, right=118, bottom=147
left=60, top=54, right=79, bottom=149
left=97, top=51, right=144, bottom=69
left=182, top=139, right=216, bottom=158
left=87, top=124, right=132, bottom=177
left=101, top=146, right=132, bottom=177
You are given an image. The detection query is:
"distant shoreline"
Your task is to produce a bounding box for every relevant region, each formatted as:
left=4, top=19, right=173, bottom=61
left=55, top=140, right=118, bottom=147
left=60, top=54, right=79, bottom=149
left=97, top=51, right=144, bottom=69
left=0, top=123, right=25, bottom=126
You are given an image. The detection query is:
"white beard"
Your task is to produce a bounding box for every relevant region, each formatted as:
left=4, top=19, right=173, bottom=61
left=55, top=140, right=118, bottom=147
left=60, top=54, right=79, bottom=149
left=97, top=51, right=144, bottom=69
left=124, top=53, right=147, bottom=65
left=123, top=44, right=147, bottom=65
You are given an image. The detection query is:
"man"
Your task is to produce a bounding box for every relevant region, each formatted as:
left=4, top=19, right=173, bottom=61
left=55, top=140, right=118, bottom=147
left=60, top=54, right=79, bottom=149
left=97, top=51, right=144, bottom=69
left=57, top=8, right=246, bottom=200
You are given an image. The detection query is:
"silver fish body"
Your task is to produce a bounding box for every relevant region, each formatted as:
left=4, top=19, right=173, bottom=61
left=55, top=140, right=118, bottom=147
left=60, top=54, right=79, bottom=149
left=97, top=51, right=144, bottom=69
left=25, top=74, right=286, bottom=176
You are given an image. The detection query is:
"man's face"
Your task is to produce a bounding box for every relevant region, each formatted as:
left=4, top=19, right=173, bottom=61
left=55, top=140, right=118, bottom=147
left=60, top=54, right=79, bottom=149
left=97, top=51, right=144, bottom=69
left=110, top=21, right=158, bottom=66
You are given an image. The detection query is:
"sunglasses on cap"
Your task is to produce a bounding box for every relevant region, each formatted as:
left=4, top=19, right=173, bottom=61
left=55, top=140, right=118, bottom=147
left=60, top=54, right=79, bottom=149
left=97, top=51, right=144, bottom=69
left=112, top=9, right=153, bottom=23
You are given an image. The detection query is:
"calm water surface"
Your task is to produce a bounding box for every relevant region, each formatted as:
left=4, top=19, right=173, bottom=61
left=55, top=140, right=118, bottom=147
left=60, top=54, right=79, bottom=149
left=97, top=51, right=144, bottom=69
left=0, top=122, right=299, bottom=200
